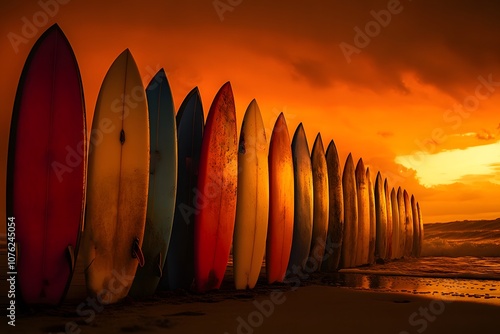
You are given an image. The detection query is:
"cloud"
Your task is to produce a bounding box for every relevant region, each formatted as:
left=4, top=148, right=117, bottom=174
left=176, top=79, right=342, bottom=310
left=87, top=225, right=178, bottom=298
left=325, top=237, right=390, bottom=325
left=290, top=58, right=332, bottom=88
left=476, top=129, right=496, bottom=141
left=377, top=131, right=394, bottom=138
left=454, top=173, right=498, bottom=185
left=433, top=130, right=499, bottom=152
left=421, top=180, right=500, bottom=222
left=453, top=132, right=476, bottom=138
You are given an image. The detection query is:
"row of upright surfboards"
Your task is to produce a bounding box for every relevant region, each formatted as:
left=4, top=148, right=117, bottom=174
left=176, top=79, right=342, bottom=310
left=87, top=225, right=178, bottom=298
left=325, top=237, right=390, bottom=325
left=7, top=25, right=423, bottom=306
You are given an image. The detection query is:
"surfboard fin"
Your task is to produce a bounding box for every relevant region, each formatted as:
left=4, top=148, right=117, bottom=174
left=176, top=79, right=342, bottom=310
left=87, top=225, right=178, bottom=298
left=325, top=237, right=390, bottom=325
left=132, top=238, right=145, bottom=267
left=156, top=252, right=163, bottom=277
left=84, top=241, right=96, bottom=273
left=66, top=244, right=75, bottom=272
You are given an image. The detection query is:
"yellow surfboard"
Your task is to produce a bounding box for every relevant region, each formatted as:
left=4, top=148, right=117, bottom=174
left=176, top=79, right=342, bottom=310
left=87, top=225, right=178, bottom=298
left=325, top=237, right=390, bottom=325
left=384, top=179, right=393, bottom=260
left=417, top=202, right=424, bottom=257
left=411, top=195, right=420, bottom=257
left=82, top=49, right=149, bottom=304
left=233, top=100, right=269, bottom=289
left=355, top=159, right=370, bottom=266
left=396, top=187, right=406, bottom=259
left=390, top=188, right=400, bottom=260
left=374, top=172, right=387, bottom=261
left=403, top=190, right=414, bottom=257
left=366, top=167, right=376, bottom=265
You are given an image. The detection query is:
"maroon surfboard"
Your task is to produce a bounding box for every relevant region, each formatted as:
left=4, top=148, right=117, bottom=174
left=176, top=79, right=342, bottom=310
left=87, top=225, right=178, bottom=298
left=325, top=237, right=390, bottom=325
left=7, top=24, right=86, bottom=305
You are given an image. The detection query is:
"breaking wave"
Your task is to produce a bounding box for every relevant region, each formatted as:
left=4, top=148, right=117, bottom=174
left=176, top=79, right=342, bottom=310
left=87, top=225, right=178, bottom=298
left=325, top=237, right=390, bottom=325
left=422, top=219, right=500, bottom=257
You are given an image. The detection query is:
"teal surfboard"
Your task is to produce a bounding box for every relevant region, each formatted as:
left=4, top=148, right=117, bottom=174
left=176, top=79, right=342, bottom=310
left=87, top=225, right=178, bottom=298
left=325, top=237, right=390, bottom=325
left=129, top=69, right=178, bottom=297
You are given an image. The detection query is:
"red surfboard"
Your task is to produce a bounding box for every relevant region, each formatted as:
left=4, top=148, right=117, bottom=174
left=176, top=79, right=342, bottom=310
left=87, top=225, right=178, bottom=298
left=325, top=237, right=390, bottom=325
left=7, top=24, right=86, bottom=305
left=194, top=82, right=238, bottom=292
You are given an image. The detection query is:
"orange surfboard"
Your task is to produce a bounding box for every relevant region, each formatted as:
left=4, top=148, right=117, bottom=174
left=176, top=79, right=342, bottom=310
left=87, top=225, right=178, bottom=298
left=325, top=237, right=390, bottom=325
left=266, top=113, right=294, bottom=283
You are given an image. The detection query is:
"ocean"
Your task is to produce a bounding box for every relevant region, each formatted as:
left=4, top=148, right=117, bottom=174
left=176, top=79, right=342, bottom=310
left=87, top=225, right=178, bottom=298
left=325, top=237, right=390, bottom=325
left=337, top=219, right=500, bottom=305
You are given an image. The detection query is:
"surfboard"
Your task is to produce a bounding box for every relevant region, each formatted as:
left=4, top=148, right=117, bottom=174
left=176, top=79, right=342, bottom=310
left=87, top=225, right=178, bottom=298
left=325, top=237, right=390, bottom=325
left=7, top=24, right=86, bottom=305
left=82, top=49, right=149, bottom=304
left=161, top=87, right=204, bottom=290
left=396, top=187, right=406, bottom=259
left=309, top=133, right=329, bottom=270
left=411, top=195, right=420, bottom=258
left=417, top=202, right=424, bottom=257
left=390, top=188, right=400, bottom=260
left=354, top=159, right=370, bottom=266
left=194, top=82, right=238, bottom=292
left=403, top=190, right=414, bottom=257
left=374, top=172, right=387, bottom=261
left=233, top=100, right=269, bottom=289
left=287, top=124, right=314, bottom=272
left=266, top=113, right=294, bottom=283
left=384, top=179, right=393, bottom=260
left=128, top=69, right=177, bottom=297
left=321, top=140, right=344, bottom=272
left=366, top=168, right=376, bottom=265
left=340, top=154, right=357, bottom=269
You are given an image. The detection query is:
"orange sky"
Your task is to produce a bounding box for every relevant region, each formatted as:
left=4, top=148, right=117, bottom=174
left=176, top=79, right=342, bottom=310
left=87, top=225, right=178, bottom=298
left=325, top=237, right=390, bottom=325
left=1, top=0, right=499, bottom=224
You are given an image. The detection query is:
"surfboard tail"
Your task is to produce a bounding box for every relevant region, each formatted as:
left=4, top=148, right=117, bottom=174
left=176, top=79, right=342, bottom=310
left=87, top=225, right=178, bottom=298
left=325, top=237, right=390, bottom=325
left=66, top=244, right=75, bottom=272
left=156, top=252, right=163, bottom=277
left=132, top=238, right=145, bottom=267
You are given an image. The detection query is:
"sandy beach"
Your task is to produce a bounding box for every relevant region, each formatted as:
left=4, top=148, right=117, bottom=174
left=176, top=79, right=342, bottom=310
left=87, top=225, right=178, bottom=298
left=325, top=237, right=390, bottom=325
left=4, top=283, right=499, bottom=334
left=1, top=246, right=499, bottom=334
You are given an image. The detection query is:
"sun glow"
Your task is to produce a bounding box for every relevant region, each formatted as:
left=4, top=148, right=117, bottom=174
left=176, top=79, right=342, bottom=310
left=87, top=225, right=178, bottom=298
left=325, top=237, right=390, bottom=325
left=395, top=140, right=500, bottom=187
